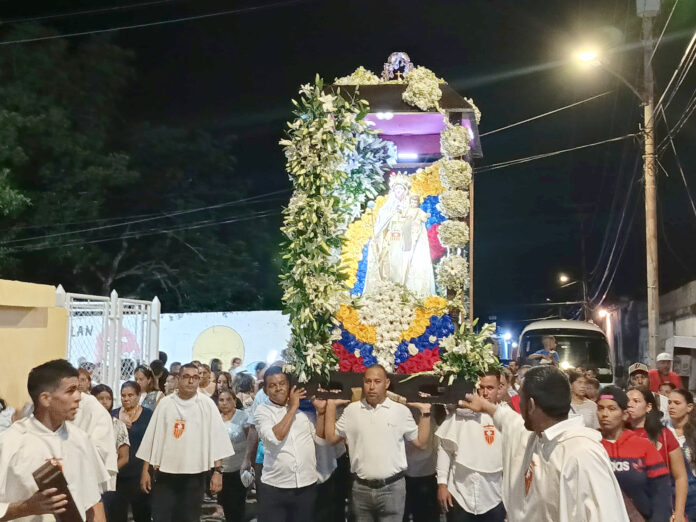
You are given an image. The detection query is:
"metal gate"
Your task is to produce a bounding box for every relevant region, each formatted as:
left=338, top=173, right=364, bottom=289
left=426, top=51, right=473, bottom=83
left=57, top=286, right=160, bottom=395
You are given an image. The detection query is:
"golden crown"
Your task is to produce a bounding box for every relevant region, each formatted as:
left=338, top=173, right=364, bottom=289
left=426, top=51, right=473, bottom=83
left=388, top=172, right=412, bottom=189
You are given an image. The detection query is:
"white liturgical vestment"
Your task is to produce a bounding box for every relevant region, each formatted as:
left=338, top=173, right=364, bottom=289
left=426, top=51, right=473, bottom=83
left=0, top=416, right=109, bottom=522
left=136, top=391, right=233, bottom=474
left=436, top=408, right=503, bottom=515
left=492, top=406, right=629, bottom=522
left=71, top=392, right=117, bottom=491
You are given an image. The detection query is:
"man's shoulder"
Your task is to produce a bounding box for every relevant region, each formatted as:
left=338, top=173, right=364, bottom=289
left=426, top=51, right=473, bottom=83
left=648, top=368, right=659, bottom=375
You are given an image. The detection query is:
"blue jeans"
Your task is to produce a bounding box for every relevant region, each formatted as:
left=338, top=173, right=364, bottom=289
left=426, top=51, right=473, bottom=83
left=352, top=477, right=406, bottom=522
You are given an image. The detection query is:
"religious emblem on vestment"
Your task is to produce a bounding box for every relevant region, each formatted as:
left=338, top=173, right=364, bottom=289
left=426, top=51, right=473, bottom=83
left=483, top=424, right=495, bottom=445
left=524, top=460, right=536, bottom=496
left=173, top=419, right=186, bottom=439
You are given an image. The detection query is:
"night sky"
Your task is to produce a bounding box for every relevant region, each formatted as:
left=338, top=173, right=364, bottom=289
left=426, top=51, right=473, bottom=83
left=3, top=0, right=695, bottom=334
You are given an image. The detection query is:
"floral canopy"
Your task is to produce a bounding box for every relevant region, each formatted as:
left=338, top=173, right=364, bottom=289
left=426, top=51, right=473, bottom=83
left=279, top=53, right=500, bottom=385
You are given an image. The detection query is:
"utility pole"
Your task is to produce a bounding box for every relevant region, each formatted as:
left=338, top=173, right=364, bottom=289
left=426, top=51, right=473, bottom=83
left=638, top=0, right=659, bottom=366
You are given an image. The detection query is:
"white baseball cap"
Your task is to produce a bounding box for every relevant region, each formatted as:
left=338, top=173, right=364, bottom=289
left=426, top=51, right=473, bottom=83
left=656, top=352, right=673, bottom=362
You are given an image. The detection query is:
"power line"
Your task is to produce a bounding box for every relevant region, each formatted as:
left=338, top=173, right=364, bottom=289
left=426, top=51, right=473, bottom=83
left=479, top=91, right=613, bottom=138
left=657, top=88, right=696, bottom=152
left=0, top=0, right=179, bottom=26
left=474, top=133, right=638, bottom=173
left=649, top=0, right=681, bottom=65
left=0, top=0, right=311, bottom=46
left=655, top=29, right=696, bottom=113
left=3, top=209, right=281, bottom=253
left=659, top=108, right=696, bottom=221
left=0, top=189, right=289, bottom=244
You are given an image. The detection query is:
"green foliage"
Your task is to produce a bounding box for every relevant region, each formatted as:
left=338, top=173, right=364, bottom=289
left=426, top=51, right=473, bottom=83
left=279, top=77, right=388, bottom=381
left=436, top=320, right=502, bottom=382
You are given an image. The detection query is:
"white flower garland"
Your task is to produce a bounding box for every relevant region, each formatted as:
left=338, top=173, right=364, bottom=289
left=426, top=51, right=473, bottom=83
left=439, top=160, right=473, bottom=190
left=438, top=189, right=470, bottom=219
left=440, top=123, right=471, bottom=158
left=402, top=66, right=442, bottom=111
left=334, top=66, right=381, bottom=85
left=436, top=256, right=470, bottom=290
left=437, top=220, right=470, bottom=249
left=356, top=280, right=417, bottom=371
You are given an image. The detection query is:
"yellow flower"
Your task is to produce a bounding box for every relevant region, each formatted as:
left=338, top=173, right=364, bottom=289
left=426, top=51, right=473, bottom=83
left=336, top=304, right=376, bottom=344
left=410, top=162, right=444, bottom=200
left=423, top=296, right=448, bottom=316
left=340, top=196, right=387, bottom=288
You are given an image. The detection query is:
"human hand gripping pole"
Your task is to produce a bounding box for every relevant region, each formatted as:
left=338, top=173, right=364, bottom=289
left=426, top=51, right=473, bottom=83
left=458, top=393, right=497, bottom=417
left=322, top=399, right=350, bottom=444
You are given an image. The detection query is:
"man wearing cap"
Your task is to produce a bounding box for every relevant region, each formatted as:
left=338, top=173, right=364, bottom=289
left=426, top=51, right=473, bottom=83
left=628, top=363, right=670, bottom=419
left=649, top=352, right=682, bottom=393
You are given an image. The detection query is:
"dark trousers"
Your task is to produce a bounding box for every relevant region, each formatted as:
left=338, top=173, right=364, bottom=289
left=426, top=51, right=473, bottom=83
left=151, top=472, right=206, bottom=522
left=219, top=471, right=247, bottom=522
left=116, top=475, right=151, bottom=522
left=102, top=491, right=128, bottom=522
left=335, top=453, right=351, bottom=522
left=402, top=475, right=438, bottom=522
left=447, top=501, right=506, bottom=522
left=315, top=474, right=336, bottom=521
left=258, top=482, right=317, bottom=522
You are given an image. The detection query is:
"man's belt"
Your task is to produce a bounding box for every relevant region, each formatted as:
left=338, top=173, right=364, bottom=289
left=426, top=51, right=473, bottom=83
left=352, top=471, right=405, bottom=489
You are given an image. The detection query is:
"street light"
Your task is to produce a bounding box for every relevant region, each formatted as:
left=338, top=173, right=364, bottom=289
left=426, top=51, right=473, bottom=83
left=597, top=308, right=608, bottom=318
left=574, top=6, right=660, bottom=366
left=559, top=274, right=570, bottom=284
left=558, top=273, right=588, bottom=320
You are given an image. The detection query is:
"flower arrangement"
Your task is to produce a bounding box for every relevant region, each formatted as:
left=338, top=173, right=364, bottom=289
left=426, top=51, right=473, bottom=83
left=437, top=220, right=470, bottom=249
left=435, top=320, right=501, bottom=384
left=410, top=162, right=445, bottom=200
left=341, top=196, right=386, bottom=290
left=436, top=256, right=470, bottom=291
left=465, top=97, right=482, bottom=124
left=440, top=123, right=472, bottom=158
left=334, top=66, right=381, bottom=85
left=438, top=189, right=470, bottom=219
left=279, top=77, right=387, bottom=381
left=439, top=159, right=473, bottom=190
left=402, top=66, right=443, bottom=111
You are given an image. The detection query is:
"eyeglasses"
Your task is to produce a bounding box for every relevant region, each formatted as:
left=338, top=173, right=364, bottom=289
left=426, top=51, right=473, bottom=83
left=180, top=374, right=200, bottom=382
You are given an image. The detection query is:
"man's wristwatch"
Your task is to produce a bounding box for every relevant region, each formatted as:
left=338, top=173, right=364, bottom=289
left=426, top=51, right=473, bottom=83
left=421, top=412, right=431, bottom=418
left=212, top=466, right=224, bottom=475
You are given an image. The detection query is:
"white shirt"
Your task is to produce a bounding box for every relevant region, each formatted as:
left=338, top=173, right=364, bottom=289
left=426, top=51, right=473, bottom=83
left=0, top=416, right=109, bottom=522
left=71, top=393, right=117, bottom=491
left=569, top=399, right=600, bottom=430
left=255, top=402, right=323, bottom=489
left=493, top=406, right=628, bottom=522
left=136, top=391, right=234, bottom=474
left=335, top=398, right=418, bottom=480
left=436, top=410, right=502, bottom=515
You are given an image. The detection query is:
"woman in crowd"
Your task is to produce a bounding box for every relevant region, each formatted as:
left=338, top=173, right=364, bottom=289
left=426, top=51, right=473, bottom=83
left=91, top=384, right=130, bottom=522
left=568, top=370, right=599, bottom=428
left=597, top=386, right=671, bottom=522
left=199, top=363, right=217, bottom=396
left=134, top=364, right=162, bottom=410
left=210, top=358, right=224, bottom=374
left=668, top=389, right=696, bottom=520
left=0, top=397, right=15, bottom=435
left=233, top=372, right=255, bottom=408
left=78, top=368, right=92, bottom=394
left=164, top=373, right=178, bottom=395
left=114, top=381, right=154, bottom=522
left=626, top=386, right=688, bottom=520
left=213, top=371, right=233, bottom=404
left=217, top=389, right=249, bottom=522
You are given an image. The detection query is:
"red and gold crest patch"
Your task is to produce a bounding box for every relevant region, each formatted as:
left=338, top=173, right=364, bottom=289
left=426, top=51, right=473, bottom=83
left=483, top=424, right=495, bottom=445
left=524, top=461, right=536, bottom=496
left=173, top=419, right=186, bottom=439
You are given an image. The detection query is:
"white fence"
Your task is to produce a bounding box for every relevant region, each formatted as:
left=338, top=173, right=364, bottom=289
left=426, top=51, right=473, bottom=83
left=56, top=286, right=160, bottom=394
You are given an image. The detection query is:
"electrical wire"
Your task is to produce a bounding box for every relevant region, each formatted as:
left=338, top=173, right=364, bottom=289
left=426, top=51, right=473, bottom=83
left=657, top=189, right=694, bottom=278
left=478, top=91, right=613, bottom=138
left=3, top=209, right=281, bottom=253
left=658, top=107, right=696, bottom=221
left=649, top=0, right=681, bottom=65
left=474, top=133, right=638, bottom=173
left=0, top=0, right=179, bottom=26
left=0, top=189, right=289, bottom=244
left=657, top=88, right=696, bottom=152
left=0, top=0, right=311, bottom=46
left=655, top=29, right=696, bottom=113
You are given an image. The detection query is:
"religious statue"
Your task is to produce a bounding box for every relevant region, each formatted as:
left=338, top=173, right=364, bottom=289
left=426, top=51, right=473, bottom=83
left=363, top=174, right=436, bottom=298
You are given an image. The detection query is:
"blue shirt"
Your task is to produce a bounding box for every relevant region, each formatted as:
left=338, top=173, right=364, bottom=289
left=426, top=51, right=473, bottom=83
left=532, top=349, right=560, bottom=363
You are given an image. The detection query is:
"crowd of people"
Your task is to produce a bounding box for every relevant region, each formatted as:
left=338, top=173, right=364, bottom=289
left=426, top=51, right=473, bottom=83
left=1, top=340, right=696, bottom=522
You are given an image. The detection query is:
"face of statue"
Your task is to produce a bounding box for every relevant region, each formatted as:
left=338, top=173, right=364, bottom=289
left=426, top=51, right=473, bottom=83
left=393, top=184, right=407, bottom=200
left=410, top=195, right=420, bottom=207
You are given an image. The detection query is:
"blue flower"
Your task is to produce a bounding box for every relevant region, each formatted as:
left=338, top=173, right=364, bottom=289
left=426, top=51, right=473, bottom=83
left=420, top=196, right=446, bottom=229
left=351, top=243, right=370, bottom=296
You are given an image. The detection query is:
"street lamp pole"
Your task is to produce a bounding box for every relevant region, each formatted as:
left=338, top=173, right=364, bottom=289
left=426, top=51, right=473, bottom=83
left=640, top=13, right=659, bottom=368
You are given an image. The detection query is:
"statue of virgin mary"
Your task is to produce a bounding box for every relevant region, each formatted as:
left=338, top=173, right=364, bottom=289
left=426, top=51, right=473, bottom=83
left=362, top=174, right=436, bottom=298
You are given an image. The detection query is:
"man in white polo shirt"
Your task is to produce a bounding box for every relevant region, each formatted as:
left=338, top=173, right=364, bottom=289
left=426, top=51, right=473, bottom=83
left=323, top=364, right=432, bottom=522
left=254, top=366, right=326, bottom=522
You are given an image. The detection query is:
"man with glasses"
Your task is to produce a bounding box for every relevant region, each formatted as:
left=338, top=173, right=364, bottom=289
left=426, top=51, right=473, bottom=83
left=136, top=363, right=233, bottom=522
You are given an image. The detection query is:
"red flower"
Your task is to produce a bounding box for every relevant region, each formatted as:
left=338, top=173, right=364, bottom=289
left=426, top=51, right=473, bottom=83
left=396, top=348, right=441, bottom=374
left=428, top=225, right=446, bottom=261
left=338, top=359, right=353, bottom=372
